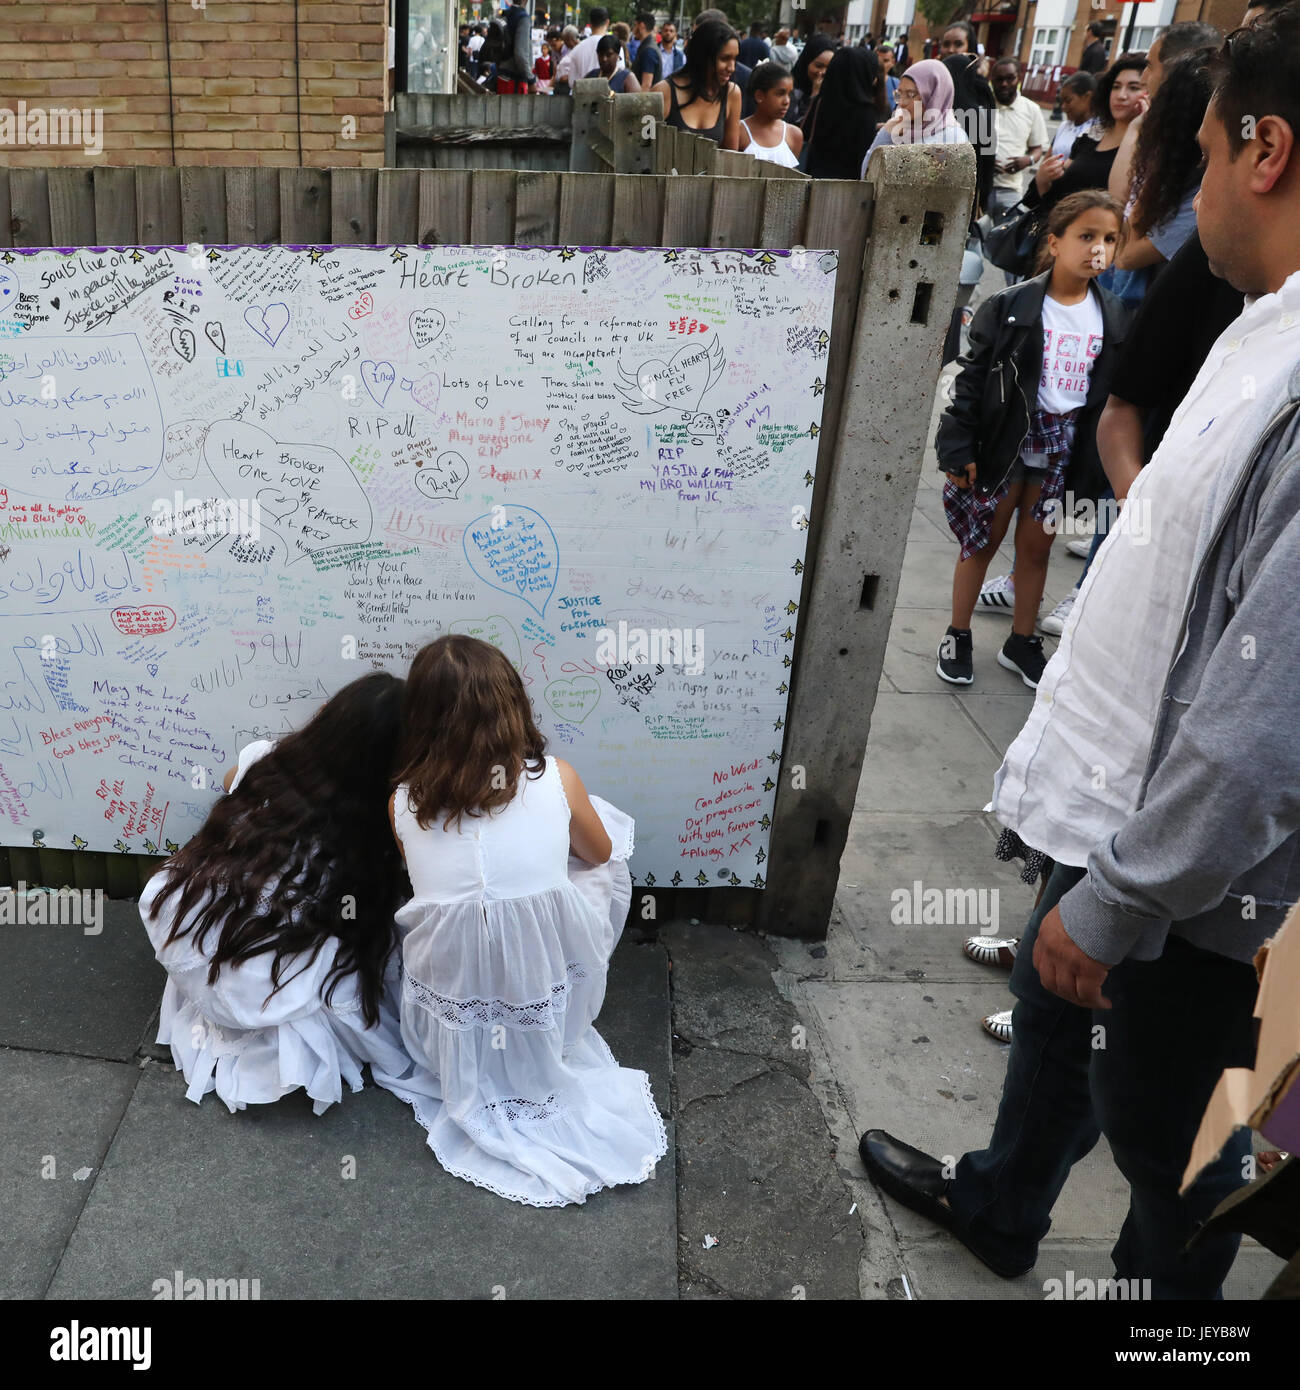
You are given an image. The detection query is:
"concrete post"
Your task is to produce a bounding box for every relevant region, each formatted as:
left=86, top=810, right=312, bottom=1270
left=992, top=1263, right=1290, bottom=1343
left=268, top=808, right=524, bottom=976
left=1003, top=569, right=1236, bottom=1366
left=569, top=78, right=612, bottom=172
left=610, top=92, right=663, bottom=174
left=756, top=143, right=976, bottom=938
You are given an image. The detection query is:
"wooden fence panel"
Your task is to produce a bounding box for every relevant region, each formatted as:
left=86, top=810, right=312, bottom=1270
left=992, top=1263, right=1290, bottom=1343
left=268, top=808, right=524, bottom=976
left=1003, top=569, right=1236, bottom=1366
left=515, top=171, right=561, bottom=245
left=0, top=170, right=12, bottom=247
left=469, top=169, right=517, bottom=245
left=279, top=168, right=331, bottom=243
left=661, top=174, right=713, bottom=246
left=48, top=169, right=98, bottom=246
left=9, top=171, right=53, bottom=246
left=708, top=177, right=764, bottom=248
left=223, top=167, right=280, bottom=244
left=93, top=168, right=136, bottom=245
left=417, top=168, right=471, bottom=243
left=330, top=168, right=379, bottom=244
left=610, top=174, right=665, bottom=246
left=557, top=171, right=614, bottom=245
left=376, top=168, right=420, bottom=244
left=180, top=168, right=228, bottom=245
left=136, top=167, right=182, bottom=245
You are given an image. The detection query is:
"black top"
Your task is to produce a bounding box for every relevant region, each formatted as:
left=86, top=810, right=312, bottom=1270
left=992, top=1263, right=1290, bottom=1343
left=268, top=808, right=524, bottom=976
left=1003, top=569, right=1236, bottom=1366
left=1080, top=39, right=1109, bottom=74
left=1025, top=132, right=1119, bottom=217
left=665, top=76, right=729, bottom=143
left=737, top=37, right=770, bottom=67
left=1109, top=231, right=1245, bottom=458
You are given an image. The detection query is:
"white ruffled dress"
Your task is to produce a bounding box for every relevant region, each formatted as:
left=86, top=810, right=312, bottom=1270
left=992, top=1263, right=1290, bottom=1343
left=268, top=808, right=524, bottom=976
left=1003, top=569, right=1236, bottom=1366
left=392, top=754, right=667, bottom=1207
left=139, top=740, right=439, bottom=1116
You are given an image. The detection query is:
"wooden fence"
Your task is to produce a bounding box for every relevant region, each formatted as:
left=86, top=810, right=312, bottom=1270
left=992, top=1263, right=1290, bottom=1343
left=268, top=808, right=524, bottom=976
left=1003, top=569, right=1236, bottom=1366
left=0, top=145, right=973, bottom=934
left=387, top=82, right=807, bottom=180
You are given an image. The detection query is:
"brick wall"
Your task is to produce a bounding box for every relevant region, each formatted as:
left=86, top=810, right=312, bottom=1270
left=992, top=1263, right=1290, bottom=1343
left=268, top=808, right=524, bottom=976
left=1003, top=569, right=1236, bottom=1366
left=0, top=0, right=387, bottom=167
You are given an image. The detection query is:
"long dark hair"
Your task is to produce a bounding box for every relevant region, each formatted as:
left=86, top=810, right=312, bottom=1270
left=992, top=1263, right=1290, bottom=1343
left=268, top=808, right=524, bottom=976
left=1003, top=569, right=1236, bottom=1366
left=1130, top=48, right=1215, bottom=237
left=805, top=46, right=889, bottom=179
left=1093, top=50, right=1147, bottom=130
left=147, top=672, right=407, bottom=1029
left=791, top=32, right=835, bottom=97
left=394, top=635, right=547, bottom=834
left=674, top=18, right=736, bottom=107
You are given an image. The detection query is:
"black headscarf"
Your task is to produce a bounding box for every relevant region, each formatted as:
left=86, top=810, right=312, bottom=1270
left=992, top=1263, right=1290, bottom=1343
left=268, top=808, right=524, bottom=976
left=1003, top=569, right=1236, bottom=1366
left=943, top=53, right=996, bottom=215
left=791, top=33, right=837, bottom=97
left=804, top=47, right=889, bottom=180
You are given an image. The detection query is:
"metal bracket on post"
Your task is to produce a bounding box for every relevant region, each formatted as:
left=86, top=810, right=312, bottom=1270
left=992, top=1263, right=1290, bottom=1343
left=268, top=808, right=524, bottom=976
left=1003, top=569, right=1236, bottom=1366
left=755, top=144, right=977, bottom=939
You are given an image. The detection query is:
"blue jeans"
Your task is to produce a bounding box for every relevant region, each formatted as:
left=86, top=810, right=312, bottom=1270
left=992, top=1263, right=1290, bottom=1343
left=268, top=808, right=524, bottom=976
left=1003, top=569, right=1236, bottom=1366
left=949, top=863, right=1258, bottom=1298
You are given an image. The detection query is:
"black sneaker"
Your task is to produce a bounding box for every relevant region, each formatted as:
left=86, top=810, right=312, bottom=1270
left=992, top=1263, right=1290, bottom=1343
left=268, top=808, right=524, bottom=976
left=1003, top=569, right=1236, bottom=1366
left=999, top=632, right=1047, bottom=688
left=936, top=626, right=973, bottom=685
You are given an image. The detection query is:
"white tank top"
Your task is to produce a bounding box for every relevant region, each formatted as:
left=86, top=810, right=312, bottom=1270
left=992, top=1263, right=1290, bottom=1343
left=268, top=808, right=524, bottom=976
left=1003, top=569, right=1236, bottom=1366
left=740, top=118, right=801, bottom=168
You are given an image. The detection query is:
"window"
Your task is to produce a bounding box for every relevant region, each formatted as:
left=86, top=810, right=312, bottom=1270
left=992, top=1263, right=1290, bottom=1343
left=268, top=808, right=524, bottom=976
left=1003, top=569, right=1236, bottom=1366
left=1126, top=26, right=1159, bottom=51
left=1029, top=26, right=1064, bottom=67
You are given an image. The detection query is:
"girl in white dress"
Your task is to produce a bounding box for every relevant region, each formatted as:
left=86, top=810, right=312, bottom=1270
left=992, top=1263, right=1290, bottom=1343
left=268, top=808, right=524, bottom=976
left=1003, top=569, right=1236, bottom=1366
left=140, top=673, right=438, bottom=1116
left=388, top=634, right=667, bottom=1207
left=737, top=63, right=803, bottom=168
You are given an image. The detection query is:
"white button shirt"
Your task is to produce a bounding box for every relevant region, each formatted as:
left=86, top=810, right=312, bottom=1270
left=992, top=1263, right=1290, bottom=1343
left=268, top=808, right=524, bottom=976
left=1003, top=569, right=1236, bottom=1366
left=990, top=269, right=1300, bottom=867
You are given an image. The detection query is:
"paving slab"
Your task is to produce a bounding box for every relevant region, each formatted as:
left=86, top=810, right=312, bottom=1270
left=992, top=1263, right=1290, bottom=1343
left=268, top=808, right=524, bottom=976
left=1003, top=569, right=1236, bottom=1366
left=0, top=1048, right=139, bottom=1298
left=0, top=898, right=164, bottom=1061
left=795, top=979, right=1136, bottom=1244
left=884, top=606, right=1058, bottom=696
left=856, top=692, right=1005, bottom=815
left=47, top=939, right=677, bottom=1301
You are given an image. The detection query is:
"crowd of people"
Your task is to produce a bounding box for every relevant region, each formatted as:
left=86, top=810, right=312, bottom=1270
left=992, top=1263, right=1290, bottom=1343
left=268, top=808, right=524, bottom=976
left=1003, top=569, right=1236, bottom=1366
left=856, top=0, right=1300, bottom=1301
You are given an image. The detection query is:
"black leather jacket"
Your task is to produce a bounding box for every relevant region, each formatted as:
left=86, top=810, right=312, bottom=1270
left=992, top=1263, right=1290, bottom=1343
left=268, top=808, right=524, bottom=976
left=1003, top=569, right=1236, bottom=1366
left=936, top=272, right=1129, bottom=499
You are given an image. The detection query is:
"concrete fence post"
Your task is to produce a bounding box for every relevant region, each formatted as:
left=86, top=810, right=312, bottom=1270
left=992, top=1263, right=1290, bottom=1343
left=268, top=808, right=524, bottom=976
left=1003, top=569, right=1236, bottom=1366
left=569, top=79, right=611, bottom=172
left=609, top=92, right=663, bottom=174
left=756, top=143, right=977, bottom=938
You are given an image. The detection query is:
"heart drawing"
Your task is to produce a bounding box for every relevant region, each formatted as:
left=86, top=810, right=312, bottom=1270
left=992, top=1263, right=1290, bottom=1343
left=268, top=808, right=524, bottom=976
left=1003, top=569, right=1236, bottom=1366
left=170, top=327, right=196, bottom=363
left=204, top=320, right=226, bottom=353
left=409, top=307, right=446, bottom=349
left=360, top=359, right=395, bottom=408
left=243, top=302, right=290, bottom=348
left=348, top=291, right=374, bottom=320
left=544, top=677, right=601, bottom=724
left=617, top=335, right=724, bottom=417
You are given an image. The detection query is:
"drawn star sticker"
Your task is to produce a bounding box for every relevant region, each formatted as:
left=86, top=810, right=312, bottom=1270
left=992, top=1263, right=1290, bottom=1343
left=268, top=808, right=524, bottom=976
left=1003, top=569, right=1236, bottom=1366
left=781, top=627, right=794, bottom=642
left=761, top=814, right=772, bottom=830
left=782, top=654, right=792, bottom=668
left=644, top=872, right=656, bottom=887
left=777, top=681, right=788, bottom=695
left=729, top=873, right=742, bottom=886
left=695, top=870, right=709, bottom=886
left=129, top=250, right=144, bottom=263
left=206, top=248, right=221, bottom=264
left=808, top=422, right=821, bottom=439
left=755, top=847, right=766, bottom=864
left=390, top=249, right=407, bottom=263
left=785, top=600, right=798, bottom=615
left=671, top=871, right=683, bottom=886
left=558, top=247, right=577, bottom=261
left=796, top=515, right=809, bottom=531
left=308, top=247, right=325, bottom=263
left=751, top=873, right=766, bottom=889
left=792, top=558, right=804, bottom=575
left=1, top=251, right=14, bottom=263
left=662, top=249, right=679, bottom=263
left=143, top=839, right=158, bottom=854
left=114, top=839, right=129, bottom=853
left=71, top=835, right=87, bottom=850
left=816, top=330, right=830, bottom=350
left=768, top=749, right=781, bottom=764
left=755, top=252, right=775, bottom=266
left=803, top=471, right=814, bottom=487
left=811, top=376, right=825, bottom=396
left=762, top=777, right=776, bottom=792
left=773, top=716, right=784, bottom=732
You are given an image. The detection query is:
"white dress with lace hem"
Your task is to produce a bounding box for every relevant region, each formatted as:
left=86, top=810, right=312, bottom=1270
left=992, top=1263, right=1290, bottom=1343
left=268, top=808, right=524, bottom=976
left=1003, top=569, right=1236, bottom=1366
left=393, top=755, right=665, bottom=1207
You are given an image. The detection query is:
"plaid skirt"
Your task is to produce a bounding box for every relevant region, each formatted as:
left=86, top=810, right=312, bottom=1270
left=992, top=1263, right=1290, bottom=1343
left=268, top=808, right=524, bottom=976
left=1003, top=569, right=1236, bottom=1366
left=942, top=408, right=1080, bottom=561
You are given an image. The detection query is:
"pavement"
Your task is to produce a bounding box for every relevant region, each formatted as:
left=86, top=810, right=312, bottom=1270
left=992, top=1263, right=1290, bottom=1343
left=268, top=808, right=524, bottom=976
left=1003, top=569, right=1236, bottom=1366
left=3, top=263, right=1281, bottom=1302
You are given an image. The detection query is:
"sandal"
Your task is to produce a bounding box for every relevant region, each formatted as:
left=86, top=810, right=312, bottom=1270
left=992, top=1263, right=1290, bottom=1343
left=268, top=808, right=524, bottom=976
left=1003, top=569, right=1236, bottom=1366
left=963, top=937, right=1020, bottom=969
left=981, top=1009, right=1013, bottom=1043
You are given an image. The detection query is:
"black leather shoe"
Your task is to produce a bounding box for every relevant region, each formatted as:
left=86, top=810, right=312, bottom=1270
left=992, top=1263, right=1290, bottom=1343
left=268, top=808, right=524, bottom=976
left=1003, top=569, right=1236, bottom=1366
left=858, top=1129, right=1035, bottom=1280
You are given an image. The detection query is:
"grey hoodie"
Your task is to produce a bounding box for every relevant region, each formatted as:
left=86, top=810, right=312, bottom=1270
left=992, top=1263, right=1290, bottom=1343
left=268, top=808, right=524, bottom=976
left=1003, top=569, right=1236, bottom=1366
left=1059, top=344, right=1300, bottom=966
